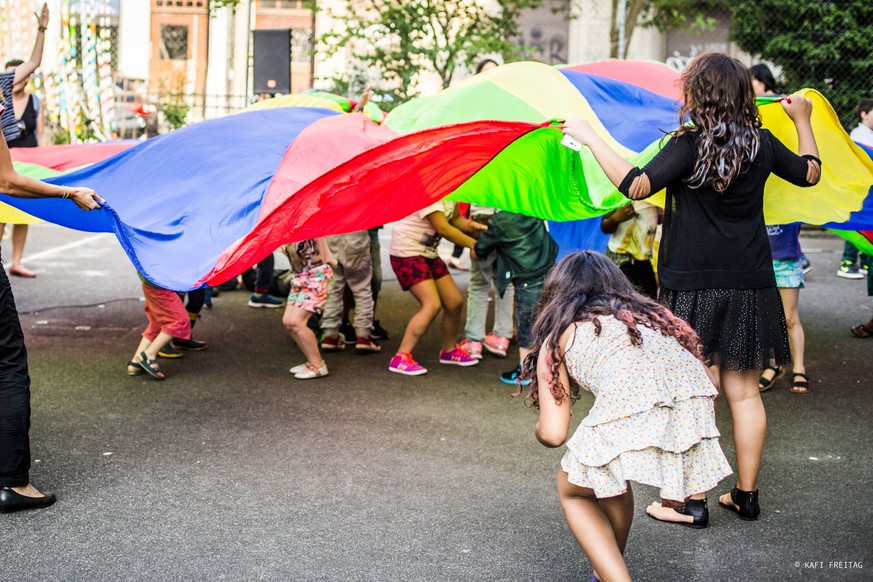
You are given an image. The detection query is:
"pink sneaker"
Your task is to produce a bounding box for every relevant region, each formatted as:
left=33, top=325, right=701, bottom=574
left=439, top=345, right=479, bottom=366
left=483, top=333, right=509, bottom=358
left=458, top=339, right=483, bottom=359
left=389, top=353, right=428, bottom=376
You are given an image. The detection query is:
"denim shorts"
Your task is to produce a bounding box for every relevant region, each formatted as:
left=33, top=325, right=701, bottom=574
left=773, top=259, right=804, bottom=289
left=514, top=276, right=545, bottom=349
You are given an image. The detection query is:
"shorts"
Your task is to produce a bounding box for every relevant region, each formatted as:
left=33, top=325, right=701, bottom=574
left=514, top=276, right=546, bottom=349
left=390, top=255, right=450, bottom=291
left=287, top=264, right=333, bottom=314
left=773, top=259, right=804, bottom=289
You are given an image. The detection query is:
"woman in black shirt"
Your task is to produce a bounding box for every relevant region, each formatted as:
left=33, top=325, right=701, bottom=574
left=563, top=52, right=820, bottom=523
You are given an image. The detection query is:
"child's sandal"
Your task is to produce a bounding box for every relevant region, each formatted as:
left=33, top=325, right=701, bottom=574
left=790, top=372, right=810, bottom=394
left=136, top=351, right=166, bottom=381
left=126, top=361, right=144, bottom=376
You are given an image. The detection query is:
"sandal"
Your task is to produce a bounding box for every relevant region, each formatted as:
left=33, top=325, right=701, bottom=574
left=758, top=366, right=784, bottom=392
left=790, top=372, right=810, bottom=394
left=718, top=487, right=760, bottom=521
left=136, top=352, right=165, bottom=381
left=850, top=323, right=873, bottom=338
left=126, top=361, right=144, bottom=376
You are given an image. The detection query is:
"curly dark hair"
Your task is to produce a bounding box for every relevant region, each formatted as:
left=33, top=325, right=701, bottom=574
left=519, top=251, right=704, bottom=410
left=676, top=52, right=762, bottom=193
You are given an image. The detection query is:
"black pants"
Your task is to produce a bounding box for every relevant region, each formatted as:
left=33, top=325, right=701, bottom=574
left=253, top=253, right=275, bottom=294
left=0, top=262, right=31, bottom=487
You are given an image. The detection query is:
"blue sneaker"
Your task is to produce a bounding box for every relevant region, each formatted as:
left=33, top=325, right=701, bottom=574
left=247, top=293, right=284, bottom=308
left=500, top=364, right=531, bottom=386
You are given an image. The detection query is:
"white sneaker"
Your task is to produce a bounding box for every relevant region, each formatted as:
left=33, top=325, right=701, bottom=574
left=294, top=362, right=329, bottom=379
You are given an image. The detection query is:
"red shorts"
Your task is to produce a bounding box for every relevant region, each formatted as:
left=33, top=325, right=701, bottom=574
left=142, top=284, right=191, bottom=341
left=390, top=255, right=451, bottom=291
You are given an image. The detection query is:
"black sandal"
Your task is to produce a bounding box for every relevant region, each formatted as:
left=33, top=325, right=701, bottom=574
left=648, top=498, right=709, bottom=529
left=136, top=352, right=165, bottom=381
left=126, top=361, right=144, bottom=376
left=718, top=487, right=760, bottom=521
left=790, top=372, right=810, bottom=394
left=758, top=366, right=784, bottom=392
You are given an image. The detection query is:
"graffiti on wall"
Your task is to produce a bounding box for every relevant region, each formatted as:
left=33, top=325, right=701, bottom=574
left=517, top=25, right=568, bottom=64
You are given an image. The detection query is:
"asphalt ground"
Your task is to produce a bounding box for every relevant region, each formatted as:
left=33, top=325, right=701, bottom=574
left=1, top=224, right=871, bottom=581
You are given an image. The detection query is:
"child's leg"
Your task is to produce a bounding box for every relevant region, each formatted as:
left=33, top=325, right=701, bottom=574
left=557, top=469, right=632, bottom=582
left=434, top=274, right=464, bottom=352
left=283, top=304, right=323, bottom=366
left=398, top=279, right=442, bottom=354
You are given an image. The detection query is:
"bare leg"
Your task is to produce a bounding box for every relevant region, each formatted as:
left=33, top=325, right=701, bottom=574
left=646, top=492, right=706, bottom=524
left=557, top=469, right=632, bottom=582
left=433, top=275, right=463, bottom=352
left=398, top=280, right=441, bottom=354
left=283, top=305, right=323, bottom=367
left=779, top=287, right=808, bottom=391
left=719, top=368, right=766, bottom=505
left=8, top=225, right=36, bottom=277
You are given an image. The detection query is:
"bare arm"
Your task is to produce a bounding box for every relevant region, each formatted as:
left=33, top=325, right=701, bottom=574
left=13, top=4, right=49, bottom=85
left=781, top=95, right=821, bottom=184
left=563, top=119, right=634, bottom=189
left=534, top=327, right=575, bottom=448
left=600, top=204, right=636, bottom=234
left=0, top=132, right=103, bottom=210
left=425, top=206, right=485, bottom=251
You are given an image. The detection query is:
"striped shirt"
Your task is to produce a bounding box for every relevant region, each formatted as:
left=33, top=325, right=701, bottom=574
left=0, top=70, right=22, bottom=142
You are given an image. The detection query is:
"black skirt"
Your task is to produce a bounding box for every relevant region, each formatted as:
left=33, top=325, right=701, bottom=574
left=659, top=287, right=790, bottom=371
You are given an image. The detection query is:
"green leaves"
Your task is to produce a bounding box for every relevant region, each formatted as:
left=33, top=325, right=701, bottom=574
left=315, top=0, right=546, bottom=109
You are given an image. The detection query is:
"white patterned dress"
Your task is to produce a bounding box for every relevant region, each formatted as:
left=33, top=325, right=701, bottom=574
left=560, top=316, right=732, bottom=501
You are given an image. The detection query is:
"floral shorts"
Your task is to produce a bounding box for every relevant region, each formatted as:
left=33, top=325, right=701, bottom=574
left=389, top=255, right=450, bottom=291
left=773, top=259, right=804, bottom=289
left=287, top=264, right=333, bottom=314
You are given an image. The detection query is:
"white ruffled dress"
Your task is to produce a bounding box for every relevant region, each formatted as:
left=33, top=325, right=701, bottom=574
left=560, top=316, right=732, bottom=501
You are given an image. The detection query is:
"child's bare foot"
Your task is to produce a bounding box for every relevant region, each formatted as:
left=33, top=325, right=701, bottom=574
left=645, top=501, right=694, bottom=524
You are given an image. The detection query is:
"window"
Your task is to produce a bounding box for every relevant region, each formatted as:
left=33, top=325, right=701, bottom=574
left=160, top=25, right=188, bottom=60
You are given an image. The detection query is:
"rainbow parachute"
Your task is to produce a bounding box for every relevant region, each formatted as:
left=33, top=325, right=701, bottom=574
left=3, top=61, right=872, bottom=289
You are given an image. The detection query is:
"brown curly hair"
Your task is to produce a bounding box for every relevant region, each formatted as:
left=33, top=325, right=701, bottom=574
left=676, top=52, right=762, bottom=193
left=519, top=251, right=704, bottom=410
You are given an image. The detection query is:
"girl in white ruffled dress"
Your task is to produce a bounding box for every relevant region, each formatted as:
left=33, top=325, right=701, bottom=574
left=522, top=251, right=732, bottom=582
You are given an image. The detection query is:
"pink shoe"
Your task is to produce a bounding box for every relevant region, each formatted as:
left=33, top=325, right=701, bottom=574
left=483, top=333, right=510, bottom=358
left=458, top=339, right=483, bottom=359
left=439, top=345, right=479, bottom=366
left=389, top=353, right=428, bottom=376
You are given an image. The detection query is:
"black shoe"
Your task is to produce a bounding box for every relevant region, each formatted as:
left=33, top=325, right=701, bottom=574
left=673, top=498, right=709, bottom=528
left=172, top=338, right=208, bottom=351
left=157, top=344, right=185, bottom=359
left=719, top=487, right=760, bottom=521
left=338, top=319, right=357, bottom=343
left=0, top=487, right=57, bottom=514
left=371, top=319, right=389, bottom=340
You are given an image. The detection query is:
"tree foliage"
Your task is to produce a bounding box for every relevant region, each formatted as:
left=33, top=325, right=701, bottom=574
left=317, top=0, right=546, bottom=108
left=729, top=0, right=873, bottom=128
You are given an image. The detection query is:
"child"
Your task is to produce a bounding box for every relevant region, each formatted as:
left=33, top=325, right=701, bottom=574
left=600, top=200, right=659, bottom=299
left=388, top=200, right=486, bottom=375
left=472, top=210, right=557, bottom=384
left=563, top=52, right=820, bottom=521
left=525, top=251, right=732, bottom=582
left=458, top=204, right=515, bottom=360
left=320, top=230, right=380, bottom=352
left=282, top=238, right=335, bottom=379
left=127, top=274, right=196, bottom=380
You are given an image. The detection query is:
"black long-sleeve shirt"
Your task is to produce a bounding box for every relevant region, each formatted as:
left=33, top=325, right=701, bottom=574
left=619, top=129, right=817, bottom=290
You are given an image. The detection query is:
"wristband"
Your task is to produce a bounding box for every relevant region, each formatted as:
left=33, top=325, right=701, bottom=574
left=62, top=187, right=69, bottom=199
left=38, top=26, right=47, bottom=32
